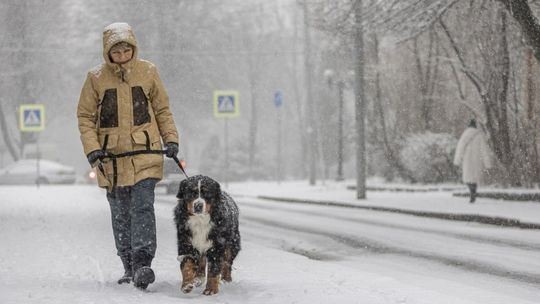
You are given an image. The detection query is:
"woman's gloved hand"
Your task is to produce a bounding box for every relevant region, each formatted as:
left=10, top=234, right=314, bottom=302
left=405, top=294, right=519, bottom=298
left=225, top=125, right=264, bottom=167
left=165, top=142, right=179, bottom=158
left=87, top=150, right=108, bottom=165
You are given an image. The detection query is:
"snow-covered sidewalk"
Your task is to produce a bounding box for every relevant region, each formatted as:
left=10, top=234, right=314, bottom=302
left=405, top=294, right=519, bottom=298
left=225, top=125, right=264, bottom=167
left=1, top=184, right=539, bottom=303
left=226, top=180, right=540, bottom=227
left=2, top=185, right=410, bottom=304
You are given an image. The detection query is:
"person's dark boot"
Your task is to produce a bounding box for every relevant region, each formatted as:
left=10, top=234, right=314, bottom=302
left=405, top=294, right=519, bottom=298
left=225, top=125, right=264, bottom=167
left=132, top=252, right=155, bottom=290
left=468, top=183, right=477, bottom=203
left=117, top=255, right=133, bottom=284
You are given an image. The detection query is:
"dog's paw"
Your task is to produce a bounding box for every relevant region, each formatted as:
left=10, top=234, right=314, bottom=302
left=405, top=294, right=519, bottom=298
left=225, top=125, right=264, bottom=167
left=203, top=286, right=219, bottom=295
left=203, top=276, right=219, bottom=295
left=181, top=282, right=195, bottom=293
left=194, top=276, right=204, bottom=287
left=221, top=273, right=232, bottom=282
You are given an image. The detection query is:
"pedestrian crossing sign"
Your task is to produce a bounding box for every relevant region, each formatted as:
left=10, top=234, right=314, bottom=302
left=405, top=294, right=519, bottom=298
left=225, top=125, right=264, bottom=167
left=213, top=90, right=239, bottom=118
left=19, top=104, right=45, bottom=132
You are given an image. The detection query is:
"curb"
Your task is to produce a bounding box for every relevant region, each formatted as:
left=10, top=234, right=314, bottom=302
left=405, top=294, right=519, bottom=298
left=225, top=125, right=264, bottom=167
left=348, top=186, right=464, bottom=192
left=257, top=195, right=540, bottom=230
left=453, top=192, right=540, bottom=202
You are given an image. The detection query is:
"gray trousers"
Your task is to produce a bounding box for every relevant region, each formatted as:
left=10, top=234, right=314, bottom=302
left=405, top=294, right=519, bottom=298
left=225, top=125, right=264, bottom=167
left=106, top=178, right=158, bottom=262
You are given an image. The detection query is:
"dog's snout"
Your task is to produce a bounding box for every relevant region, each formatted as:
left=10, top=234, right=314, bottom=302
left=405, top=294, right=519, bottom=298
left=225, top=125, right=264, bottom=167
left=193, top=199, right=205, bottom=214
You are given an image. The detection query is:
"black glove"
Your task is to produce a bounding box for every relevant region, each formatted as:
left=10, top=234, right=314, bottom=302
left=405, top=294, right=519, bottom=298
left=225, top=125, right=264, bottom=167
left=165, top=142, right=179, bottom=158
left=87, top=150, right=108, bottom=166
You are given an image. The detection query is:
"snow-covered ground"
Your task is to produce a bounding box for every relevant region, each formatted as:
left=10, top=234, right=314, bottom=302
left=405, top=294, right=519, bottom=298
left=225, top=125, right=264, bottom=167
left=1, top=182, right=539, bottom=303
left=227, top=179, right=540, bottom=225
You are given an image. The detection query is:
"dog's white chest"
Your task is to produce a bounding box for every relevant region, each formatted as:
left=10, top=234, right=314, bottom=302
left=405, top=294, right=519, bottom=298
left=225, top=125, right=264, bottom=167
left=187, top=214, right=214, bottom=253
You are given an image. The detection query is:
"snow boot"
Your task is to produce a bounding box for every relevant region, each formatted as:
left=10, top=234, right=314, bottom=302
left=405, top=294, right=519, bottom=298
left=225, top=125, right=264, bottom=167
left=468, top=183, right=477, bottom=203
left=132, top=252, right=155, bottom=290
left=117, top=256, right=133, bottom=284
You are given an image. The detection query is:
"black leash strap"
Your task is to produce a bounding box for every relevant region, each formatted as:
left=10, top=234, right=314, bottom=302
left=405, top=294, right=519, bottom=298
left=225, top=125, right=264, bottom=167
left=100, top=149, right=189, bottom=190
left=171, top=154, right=189, bottom=179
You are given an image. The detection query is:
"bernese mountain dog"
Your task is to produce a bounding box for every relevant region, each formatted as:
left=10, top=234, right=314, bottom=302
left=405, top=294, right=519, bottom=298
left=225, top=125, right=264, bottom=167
left=174, top=175, right=241, bottom=295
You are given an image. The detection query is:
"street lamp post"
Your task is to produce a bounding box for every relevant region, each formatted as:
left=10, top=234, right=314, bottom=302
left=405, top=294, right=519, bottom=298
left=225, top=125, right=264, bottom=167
left=354, top=1, right=366, bottom=199
left=336, top=80, right=345, bottom=181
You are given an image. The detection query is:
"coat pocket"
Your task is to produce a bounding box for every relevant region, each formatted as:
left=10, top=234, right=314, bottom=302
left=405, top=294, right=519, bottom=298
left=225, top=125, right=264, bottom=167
left=132, top=131, right=150, bottom=149
left=131, top=130, right=162, bottom=174
left=132, top=153, right=162, bottom=175
left=131, top=129, right=162, bottom=150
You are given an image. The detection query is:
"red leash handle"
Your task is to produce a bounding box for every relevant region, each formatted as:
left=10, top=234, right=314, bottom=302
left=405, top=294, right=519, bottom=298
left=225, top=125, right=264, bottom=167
left=172, top=154, right=189, bottom=179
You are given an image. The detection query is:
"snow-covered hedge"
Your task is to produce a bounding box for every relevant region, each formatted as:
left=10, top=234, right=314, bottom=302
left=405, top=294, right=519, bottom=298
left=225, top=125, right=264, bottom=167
left=400, top=132, right=459, bottom=183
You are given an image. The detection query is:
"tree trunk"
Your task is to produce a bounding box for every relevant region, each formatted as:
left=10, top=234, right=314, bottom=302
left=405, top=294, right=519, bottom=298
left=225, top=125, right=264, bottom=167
left=247, top=54, right=258, bottom=180
left=354, top=0, right=367, bottom=198
left=373, top=35, right=417, bottom=183
left=302, top=0, right=317, bottom=185
left=0, top=102, right=19, bottom=161
left=292, top=4, right=308, bottom=179
left=498, top=0, right=540, bottom=62
left=485, top=10, right=515, bottom=185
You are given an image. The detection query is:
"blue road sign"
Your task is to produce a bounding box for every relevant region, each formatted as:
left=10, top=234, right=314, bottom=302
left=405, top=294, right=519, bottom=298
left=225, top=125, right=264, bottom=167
left=20, top=104, right=45, bottom=132
left=213, top=90, right=239, bottom=118
left=274, top=91, right=283, bottom=108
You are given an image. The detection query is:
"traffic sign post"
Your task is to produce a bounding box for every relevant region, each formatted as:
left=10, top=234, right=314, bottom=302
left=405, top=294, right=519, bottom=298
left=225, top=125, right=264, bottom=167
left=213, top=91, right=240, bottom=187
left=274, top=91, right=283, bottom=184
left=19, top=104, right=45, bottom=188
left=0, top=144, right=5, bottom=168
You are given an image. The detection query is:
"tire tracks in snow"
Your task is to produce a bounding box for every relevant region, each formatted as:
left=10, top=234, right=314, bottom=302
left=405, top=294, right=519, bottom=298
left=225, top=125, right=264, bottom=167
left=239, top=203, right=540, bottom=286
left=238, top=199, right=540, bottom=253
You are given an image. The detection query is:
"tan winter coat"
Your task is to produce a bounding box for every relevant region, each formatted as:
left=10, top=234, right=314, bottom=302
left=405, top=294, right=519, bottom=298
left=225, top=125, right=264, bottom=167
left=77, top=23, right=178, bottom=189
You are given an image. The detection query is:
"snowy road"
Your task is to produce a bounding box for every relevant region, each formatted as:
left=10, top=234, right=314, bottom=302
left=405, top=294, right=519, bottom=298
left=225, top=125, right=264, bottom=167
left=235, top=196, right=540, bottom=289
left=1, top=185, right=539, bottom=303
left=237, top=197, right=540, bottom=283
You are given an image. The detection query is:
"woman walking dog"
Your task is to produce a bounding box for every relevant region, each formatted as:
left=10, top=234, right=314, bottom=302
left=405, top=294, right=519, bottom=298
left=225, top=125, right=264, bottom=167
left=77, top=22, right=179, bottom=290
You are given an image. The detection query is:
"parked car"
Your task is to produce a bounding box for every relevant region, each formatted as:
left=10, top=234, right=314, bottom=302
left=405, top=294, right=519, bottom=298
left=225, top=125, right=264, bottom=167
left=0, top=159, right=76, bottom=185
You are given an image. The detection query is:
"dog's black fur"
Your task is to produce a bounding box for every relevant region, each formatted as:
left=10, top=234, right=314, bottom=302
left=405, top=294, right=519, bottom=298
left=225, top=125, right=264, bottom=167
left=174, top=175, right=241, bottom=293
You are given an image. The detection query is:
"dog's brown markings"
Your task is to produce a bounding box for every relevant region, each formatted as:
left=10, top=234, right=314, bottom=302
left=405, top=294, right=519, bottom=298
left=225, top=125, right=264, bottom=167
left=203, top=274, right=220, bottom=295
left=186, top=200, right=194, bottom=215
left=221, top=248, right=233, bottom=282
left=180, top=258, right=196, bottom=293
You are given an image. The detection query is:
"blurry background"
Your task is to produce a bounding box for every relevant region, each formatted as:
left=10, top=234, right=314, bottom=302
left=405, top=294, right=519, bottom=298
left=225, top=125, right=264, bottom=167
left=1, top=0, right=540, bottom=187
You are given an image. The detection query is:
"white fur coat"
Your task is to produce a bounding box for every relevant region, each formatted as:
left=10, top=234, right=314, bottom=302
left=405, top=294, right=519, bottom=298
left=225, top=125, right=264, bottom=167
left=453, top=127, right=493, bottom=184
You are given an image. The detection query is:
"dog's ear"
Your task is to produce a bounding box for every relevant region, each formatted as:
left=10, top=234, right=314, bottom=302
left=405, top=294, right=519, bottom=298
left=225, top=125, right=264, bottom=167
left=213, top=180, right=222, bottom=202
left=174, top=199, right=187, bottom=223
left=176, top=179, right=187, bottom=200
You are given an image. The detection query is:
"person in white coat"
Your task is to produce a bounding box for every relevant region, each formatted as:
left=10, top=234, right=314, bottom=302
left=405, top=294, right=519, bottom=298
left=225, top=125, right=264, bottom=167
left=453, top=119, right=493, bottom=203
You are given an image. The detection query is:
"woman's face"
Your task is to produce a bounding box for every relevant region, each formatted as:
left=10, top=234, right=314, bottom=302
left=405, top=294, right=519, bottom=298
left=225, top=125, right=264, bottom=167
left=109, top=46, right=133, bottom=64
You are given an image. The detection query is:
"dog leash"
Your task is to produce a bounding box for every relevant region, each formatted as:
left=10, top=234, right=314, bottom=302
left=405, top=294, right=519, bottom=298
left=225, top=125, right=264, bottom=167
left=98, top=149, right=189, bottom=191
